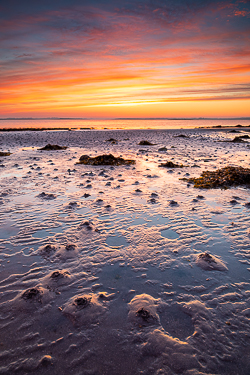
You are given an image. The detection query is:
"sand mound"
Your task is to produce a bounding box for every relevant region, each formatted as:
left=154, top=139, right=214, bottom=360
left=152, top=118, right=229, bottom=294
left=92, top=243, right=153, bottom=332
left=196, top=252, right=228, bottom=271
left=62, top=292, right=111, bottom=326
left=128, top=294, right=160, bottom=325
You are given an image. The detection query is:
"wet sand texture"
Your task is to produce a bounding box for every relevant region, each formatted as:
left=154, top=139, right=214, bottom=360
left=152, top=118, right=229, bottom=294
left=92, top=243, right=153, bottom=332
left=0, top=128, right=250, bottom=374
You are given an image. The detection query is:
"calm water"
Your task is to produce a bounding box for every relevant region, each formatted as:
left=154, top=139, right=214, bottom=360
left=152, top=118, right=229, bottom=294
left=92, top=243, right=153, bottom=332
left=0, top=118, right=250, bottom=130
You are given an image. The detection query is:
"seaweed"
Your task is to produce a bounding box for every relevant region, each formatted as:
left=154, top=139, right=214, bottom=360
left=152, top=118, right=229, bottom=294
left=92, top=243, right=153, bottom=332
left=138, top=140, right=155, bottom=146
left=39, top=144, right=68, bottom=150
left=76, top=154, right=135, bottom=166
left=0, top=151, right=12, bottom=156
left=184, top=166, right=250, bottom=189
left=159, top=161, right=184, bottom=168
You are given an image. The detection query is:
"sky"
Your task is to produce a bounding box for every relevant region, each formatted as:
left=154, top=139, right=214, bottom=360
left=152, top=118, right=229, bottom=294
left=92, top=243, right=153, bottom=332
left=0, top=0, right=250, bottom=118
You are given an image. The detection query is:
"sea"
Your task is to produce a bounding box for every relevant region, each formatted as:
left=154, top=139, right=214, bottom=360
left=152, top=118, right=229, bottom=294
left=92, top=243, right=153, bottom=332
left=0, top=117, right=250, bottom=130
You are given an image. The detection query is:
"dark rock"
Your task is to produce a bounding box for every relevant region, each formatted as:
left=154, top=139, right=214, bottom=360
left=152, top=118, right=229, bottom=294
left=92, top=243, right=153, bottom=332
left=174, top=134, right=189, bottom=138
left=37, top=192, right=56, bottom=200
left=77, top=154, right=135, bottom=166
left=169, top=200, right=178, bottom=206
left=159, top=161, right=184, bottom=168
left=39, top=144, right=67, bottom=150
left=229, top=199, right=238, bottom=205
left=138, top=140, right=155, bottom=146
left=185, top=166, right=250, bottom=189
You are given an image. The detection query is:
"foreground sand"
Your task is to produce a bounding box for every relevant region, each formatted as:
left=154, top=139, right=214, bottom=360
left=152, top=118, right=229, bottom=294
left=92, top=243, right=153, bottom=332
left=0, top=128, right=250, bottom=375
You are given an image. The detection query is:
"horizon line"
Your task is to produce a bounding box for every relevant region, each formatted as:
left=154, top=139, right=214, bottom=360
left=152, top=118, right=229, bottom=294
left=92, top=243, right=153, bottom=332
left=0, top=117, right=250, bottom=121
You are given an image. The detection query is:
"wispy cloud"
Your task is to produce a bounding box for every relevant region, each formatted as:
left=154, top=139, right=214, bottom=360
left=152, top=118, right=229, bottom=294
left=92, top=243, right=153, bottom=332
left=0, top=0, right=249, bottom=117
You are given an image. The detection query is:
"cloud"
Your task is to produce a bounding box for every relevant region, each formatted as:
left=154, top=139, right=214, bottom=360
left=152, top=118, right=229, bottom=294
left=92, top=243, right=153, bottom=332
left=0, top=0, right=250, bottom=116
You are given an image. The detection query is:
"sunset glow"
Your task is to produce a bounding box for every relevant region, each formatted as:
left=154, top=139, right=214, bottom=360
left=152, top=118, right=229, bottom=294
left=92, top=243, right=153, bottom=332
left=1, top=0, right=250, bottom=118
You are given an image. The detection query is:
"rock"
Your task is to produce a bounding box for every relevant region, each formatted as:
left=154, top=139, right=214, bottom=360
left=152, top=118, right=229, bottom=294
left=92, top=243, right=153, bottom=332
left=185, top=166, right=250, bottom=189
left=169, top=200, right=178, bottom=206
left=37, top=192, right=56, bottom=200
left=77, top=154, right=135, bottom=166
left=231, top=136, right=246, bottom=143
left=174, top=134, right=189, bottom=138
left=159, top=161, right=184, bottom=168
left=138, top=140, right=155, bottom=145
left=106, top=138, right=118, bottom=143
left=39, top=144, right=67, bottom=150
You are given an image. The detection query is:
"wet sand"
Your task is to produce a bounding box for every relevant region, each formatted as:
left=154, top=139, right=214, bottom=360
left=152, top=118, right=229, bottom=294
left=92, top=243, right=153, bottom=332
left=0, top=128, right=250, bottom=374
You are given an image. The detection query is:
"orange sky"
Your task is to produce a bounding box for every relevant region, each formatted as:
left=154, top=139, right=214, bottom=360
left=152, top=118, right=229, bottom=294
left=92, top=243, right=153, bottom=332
left=0, top=1, right=250, bottom=118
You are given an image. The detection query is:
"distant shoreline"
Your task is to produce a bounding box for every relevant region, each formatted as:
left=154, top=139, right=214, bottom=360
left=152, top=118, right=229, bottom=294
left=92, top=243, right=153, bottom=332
left=0, top=125, right=250, bottom=132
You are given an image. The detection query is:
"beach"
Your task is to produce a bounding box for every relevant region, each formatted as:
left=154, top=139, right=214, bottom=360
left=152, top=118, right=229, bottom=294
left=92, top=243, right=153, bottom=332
left=0, top=127, right=250, bottom=375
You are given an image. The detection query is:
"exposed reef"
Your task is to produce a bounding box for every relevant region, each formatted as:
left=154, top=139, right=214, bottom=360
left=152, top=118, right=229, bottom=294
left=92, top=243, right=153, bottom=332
left=183, top=166, right=250, bottom=189
left=76, top=153, right=135, bottom=166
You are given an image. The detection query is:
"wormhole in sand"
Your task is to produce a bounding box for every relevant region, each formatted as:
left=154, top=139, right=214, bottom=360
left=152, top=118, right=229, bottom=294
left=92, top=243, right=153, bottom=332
left=158, top=305, right=194, bottom=340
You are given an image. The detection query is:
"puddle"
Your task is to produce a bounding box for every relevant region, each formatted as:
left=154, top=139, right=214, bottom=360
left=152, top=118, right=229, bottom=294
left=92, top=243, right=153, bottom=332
left=159, top=305, right=194, bottom=340
left=133, top=197, right=147, bottom=205
left=106, top=235, right=129, bottom=247
left=0, top=221, right=20, bottom=239
left=32, top=229, right=53, bottom=238
left=161, top=229, right=179, bottom=239
left=211, top=214, right=229, bottom=225
left=147, top=214, right=169, bottom=227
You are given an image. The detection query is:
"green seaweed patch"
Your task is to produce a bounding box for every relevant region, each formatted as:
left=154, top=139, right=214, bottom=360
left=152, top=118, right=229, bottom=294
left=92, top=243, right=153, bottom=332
left=138, top=140, right=156, bottom=146
left=159, top=161, right=184, bottom=168
left=76, top=153, right=135, bottom=166
left=0, top=151, right=12, bottom=156
left=39, top=144, right=68, bottom=150
left=183, top=166, right=250, bottom=189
